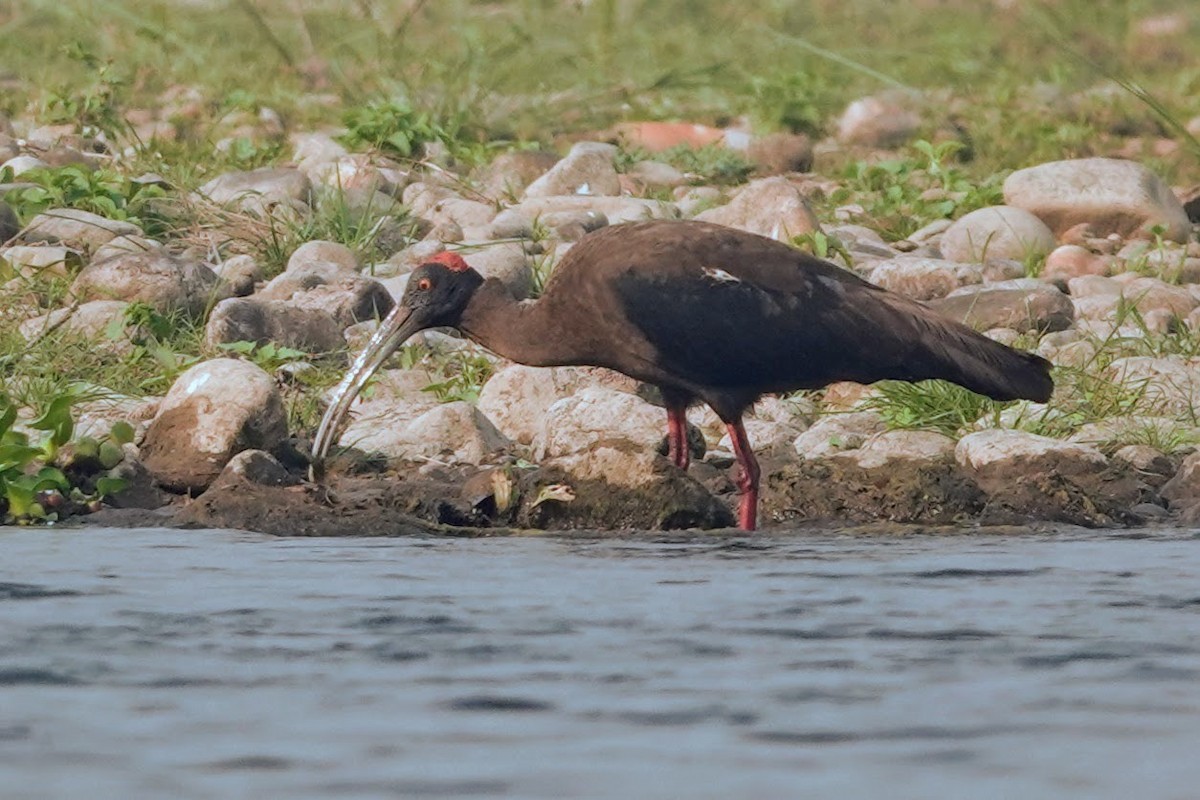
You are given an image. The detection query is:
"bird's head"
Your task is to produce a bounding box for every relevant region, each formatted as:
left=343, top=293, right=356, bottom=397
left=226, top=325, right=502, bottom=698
left=399, top=252, right=485, bottom=330
left=309, top=252, right=483, bottom=469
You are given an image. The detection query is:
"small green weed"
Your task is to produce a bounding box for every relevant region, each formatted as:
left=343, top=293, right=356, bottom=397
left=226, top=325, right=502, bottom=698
left=217, top=340, right=310, bottom=372
left=830, top=139, right=1004, bottom=240
left=865, top=379, right=1002, bottom=437
left=2, top=166, right=165, bottom=225
left=0, top=389, right=130, bottom=524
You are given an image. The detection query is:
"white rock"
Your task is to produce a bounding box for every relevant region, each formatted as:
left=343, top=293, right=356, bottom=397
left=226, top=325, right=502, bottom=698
left=1003, top=157, right=1191, bottom=241
left=478, top=364, right=606, bottom=445
left=955, top=429, right=1107, bottom=471
left=837, top=92, right=922, bottom=147
left=1, top=245, right=82, bottom=278
left=695, top=176, right=820, bottom=241
left=831, top=429, right=955, bottom=469
left=939, top=205, right=1057, bottom=263
left=139, top=358, right=288, bottom=492
left=515, top=195, right=678, bottom=224
left=349, top=401, right=509, bottom=465
left=16, top=208, right=141, bottom=253
left=793, top=411, right=887, bottom=458
left=869, top=257, right=983, bottom=300
left=534, top=386, right=664, bottom=459
left=523, top=141, right=621, bottom=198
left=1105, top=356, right=1200, bottom=416
left=287, top=240, right=358, bottom=273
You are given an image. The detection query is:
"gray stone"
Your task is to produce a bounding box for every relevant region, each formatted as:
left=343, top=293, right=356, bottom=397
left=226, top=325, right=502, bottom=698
left=477, top=365, right=629, bottom=445
left=1160, top=451, right=1200, bottom=507
left=456, top=243, right=533, bottom=298
left=523, top=141, right=621, bottom=198
left=197, top=167, right=314, bottom=214
left=1, top=155, right=48, bottom=175
left=347, top=401, right=510, bottom=466
left=140, top=358, right=289, bottom=493
left=212, top=449, right=299, bottom=488
left=533, top=387, right=664, bottom=460
left=694, top=176, right=820, bottom=241
left=538, top=209, right=609, bottom=241
left=91, top=234, right=162, bottom=263
left=1003, top=157, right=1191, bottom=241
left=15, top=208, right=141, bottom=254
left=19, top=300, right=132, bottom=354
left=473, top=151, right=563, bottom=202
left=930, top=284, right=1074, bottom=333
left=746, top=132, right=814, bottom=175
left=837, top=92, right=922, bottom=148
left=259, top=253, right=393, bottom=328
left=205, top=297, right=345, bottom=353
left=939, top=205, right=1057, bottom=263
left=489, top=208, right=536, bottom=240
left=627, top=160, right=687, bottom=188
left=213, top=254, right=261, bottom=297
left=516, top=195, right=677, bottom=224
left=287, top=240, right=358, bottom=273
left=1104, top=356, right=1200, bottom=417
left=1, top=245, right=82, bottom=278
left=793, top=411, right=887, bottom=458
left=868, top=257, right=982, bottom=300
left=72, top=251, right=222, bottom=317
left=829, top=429, right=956, bottom=470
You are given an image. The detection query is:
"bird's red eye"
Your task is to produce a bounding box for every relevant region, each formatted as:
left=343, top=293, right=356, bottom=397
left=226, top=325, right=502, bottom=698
left=417, top=278, right=433, bottom=291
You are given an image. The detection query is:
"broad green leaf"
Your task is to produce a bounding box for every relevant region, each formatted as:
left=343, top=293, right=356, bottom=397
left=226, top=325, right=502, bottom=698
left=98, top=441, right=125, bottom=469
left=29, top=395, right=75, bottom=448
left=109, top=420, right=135, bottom=445
left=0, top=444, right=44, bottom=473
left=95, top=476, right=128, bottom=498
left=0, top=400, right=15, bottom=439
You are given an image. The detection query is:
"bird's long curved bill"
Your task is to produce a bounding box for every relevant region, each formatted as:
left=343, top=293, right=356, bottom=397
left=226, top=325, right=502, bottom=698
left=310, top=305, right=420, bottom=471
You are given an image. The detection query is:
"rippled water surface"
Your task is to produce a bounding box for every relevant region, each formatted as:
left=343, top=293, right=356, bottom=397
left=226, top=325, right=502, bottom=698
left=2, top=526, right=1199, bottom=799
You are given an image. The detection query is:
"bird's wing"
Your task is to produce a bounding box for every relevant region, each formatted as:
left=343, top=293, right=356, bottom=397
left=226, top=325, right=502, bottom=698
left=604, top=222, right=925, bottom=392
left=550, top=220, right=1051, bottom=404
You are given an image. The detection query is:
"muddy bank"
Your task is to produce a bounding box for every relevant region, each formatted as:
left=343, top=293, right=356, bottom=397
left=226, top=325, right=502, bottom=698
left=76, top=447, right=1168, bottom=537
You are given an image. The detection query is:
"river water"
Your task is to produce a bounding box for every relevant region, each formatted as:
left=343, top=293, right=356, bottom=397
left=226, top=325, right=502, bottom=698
left=1, top=525, right=1198, bottom=799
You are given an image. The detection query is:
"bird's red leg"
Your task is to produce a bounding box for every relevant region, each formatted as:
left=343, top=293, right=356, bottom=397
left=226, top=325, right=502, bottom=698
left=725, top=419, right=761, bottom=531
left=666, top=403, right=690, bottom=470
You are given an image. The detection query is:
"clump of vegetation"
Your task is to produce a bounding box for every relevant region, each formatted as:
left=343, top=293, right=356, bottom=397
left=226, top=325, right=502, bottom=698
left=40, top=42, right=129, bottom=140
left=2, top=166, right=165, bottom=225
left=865, top=380, right=1003, bottom=437
left=0, top=390, right=130, bottom=524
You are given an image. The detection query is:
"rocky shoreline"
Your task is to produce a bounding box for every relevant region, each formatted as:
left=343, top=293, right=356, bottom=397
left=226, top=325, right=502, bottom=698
left=5, top=88, right=1200, bottom=534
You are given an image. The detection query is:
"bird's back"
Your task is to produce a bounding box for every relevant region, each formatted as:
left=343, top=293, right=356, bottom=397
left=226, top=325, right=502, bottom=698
left=541, top=220, right=1053, bottom=409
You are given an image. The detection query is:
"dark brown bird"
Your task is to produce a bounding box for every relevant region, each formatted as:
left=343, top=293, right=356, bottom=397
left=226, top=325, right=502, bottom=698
left=312, top=219, right=1053, bottom=530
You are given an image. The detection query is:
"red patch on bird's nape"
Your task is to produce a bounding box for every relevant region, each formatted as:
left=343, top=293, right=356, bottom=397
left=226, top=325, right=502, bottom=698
left=429, top=251, right=471, bottom=272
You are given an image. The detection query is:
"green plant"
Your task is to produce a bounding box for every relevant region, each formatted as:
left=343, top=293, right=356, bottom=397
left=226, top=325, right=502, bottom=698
left=2, top=166, right=164, bottom=224
left=257, top=185, right=419, bottom=276
left=865, top=379, right=1003, bottom=437
left=419, top=347, right=496, bottom=404
left=0, top=389, right=129, bottom=524
left=339, top=98, right=472, bottom=161
left=218, top=340, right=310, bottom=372
left=41, top=42, right=129, bottom=140
left=792, top=231, right=853, bottom=265
left=830, top=140, right=1004, bottom=240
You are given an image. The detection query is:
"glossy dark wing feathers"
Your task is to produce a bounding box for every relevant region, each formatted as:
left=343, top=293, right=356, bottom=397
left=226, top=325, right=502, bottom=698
left=551, top=220, right=1053, bottom=406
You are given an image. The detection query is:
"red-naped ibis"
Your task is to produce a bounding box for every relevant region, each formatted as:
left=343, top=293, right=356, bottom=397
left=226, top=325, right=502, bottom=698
left=312, top=219, right=1053, bottom=530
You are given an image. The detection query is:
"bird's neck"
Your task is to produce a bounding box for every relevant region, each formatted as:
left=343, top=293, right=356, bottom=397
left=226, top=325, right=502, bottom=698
left=458, top=280, right=574, bottom=367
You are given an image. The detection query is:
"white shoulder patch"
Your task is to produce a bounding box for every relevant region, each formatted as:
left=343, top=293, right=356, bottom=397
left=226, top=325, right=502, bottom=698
left=702, top=266, right=741, bottom=283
